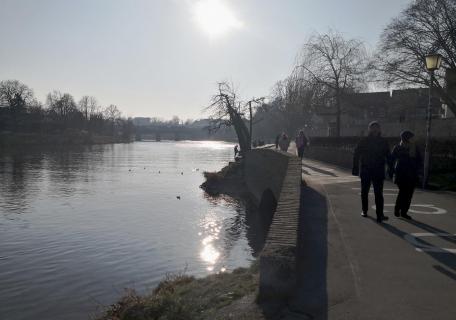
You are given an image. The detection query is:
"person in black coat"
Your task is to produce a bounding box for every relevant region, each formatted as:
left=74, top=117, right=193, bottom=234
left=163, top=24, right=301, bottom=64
left=391, top=130, right=422, bottom=220
left=275, top=134, right=280, bottom=149
left=352, top=121, right=392, bottom=222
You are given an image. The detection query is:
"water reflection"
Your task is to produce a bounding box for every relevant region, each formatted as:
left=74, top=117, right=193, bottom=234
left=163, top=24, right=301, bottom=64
left=0, top=141, right=261, bottom=320
left=198, top=193, right=272, bottom=273
left=199, top=212, right=223, bottom=271
left=0, top=153, right=38, bottom=217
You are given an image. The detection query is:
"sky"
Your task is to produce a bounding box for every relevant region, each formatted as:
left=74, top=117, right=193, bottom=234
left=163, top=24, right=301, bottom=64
left=0, top=0, right=411, bottom=120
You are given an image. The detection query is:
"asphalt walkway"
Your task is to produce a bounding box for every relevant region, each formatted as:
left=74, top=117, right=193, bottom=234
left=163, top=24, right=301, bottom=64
left=288, top=157, right=456, bottom=320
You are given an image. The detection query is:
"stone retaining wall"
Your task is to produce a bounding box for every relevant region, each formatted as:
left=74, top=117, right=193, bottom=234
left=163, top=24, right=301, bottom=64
left=244, top=148, right=302, bottom=300
left=244, top=148, right=290, bottom=205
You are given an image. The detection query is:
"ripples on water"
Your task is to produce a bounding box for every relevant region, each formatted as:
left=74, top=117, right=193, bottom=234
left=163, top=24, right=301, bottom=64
left=0, top=141, right=264, bottom=320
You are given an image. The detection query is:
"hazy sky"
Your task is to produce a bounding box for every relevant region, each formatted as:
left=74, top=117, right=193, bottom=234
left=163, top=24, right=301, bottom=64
left=0, top=0, right=411, bottom=120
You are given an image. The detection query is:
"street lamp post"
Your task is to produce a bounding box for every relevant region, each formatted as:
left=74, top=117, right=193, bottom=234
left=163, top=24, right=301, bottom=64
left=423, top=53, right=442, bottom=189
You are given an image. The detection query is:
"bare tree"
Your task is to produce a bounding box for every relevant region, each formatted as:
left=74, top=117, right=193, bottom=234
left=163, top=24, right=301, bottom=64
left=246, top=96, right=265, bottom=146
left=0, top=78, right=132, bottom=138
left=103, top=104, right=121, bottom=121
left=0, top=80, right=37, bottom=131
left=46, top=91, right=78, bottom=122
left=0, top=80, right=35, bottom=108
left=205, top=82, right=251, bottom=153
left=103, top=104, right=122, bottom=135
left=170, top=115, right=180, bottom=126
left=45, top=91, right=83, bottom=132
left=295, top=31, right=368, bottom=136
left=375, top=0, right=456, bottom=113
left=266, top=73, right=337, bottom=138
left=78, top=96, right=98, bottom=121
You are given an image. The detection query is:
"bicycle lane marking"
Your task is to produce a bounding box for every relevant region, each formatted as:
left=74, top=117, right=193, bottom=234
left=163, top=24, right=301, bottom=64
left=403, top=233, right=456, bottom=253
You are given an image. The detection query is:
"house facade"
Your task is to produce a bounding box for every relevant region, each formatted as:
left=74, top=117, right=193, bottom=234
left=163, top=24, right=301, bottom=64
left=308, top=88, right=455, bottom=137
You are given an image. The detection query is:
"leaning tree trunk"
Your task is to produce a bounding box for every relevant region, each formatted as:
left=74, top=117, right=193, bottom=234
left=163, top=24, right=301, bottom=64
left=232, top=112, right=251, bottom=154
left=226, top=100, right=251, bottom=153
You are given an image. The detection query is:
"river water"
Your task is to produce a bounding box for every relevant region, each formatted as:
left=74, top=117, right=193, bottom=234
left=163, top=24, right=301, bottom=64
left=0, top=141, right=262, bottom=320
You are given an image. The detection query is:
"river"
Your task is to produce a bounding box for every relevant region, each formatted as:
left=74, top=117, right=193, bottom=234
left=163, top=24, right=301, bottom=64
left=0, top=141, right=262, bottom=320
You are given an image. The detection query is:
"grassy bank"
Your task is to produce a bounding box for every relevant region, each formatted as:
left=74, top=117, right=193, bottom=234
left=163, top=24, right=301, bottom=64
left=200, top=160, right=251, bottom=200
left=96, top=262, right=260, bottom=320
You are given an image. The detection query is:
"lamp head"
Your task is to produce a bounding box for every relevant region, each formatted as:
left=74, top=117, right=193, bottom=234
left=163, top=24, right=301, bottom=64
left=425, top=53, right=442, bottom=71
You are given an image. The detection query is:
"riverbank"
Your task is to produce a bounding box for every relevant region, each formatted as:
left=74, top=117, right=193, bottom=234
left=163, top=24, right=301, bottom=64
left=96, top=160, right=269, bottom=320
left=96, top=262, right=261, bottom=320
left=200, top=160, right=251, bottom=200
left=0, top=132, right=133, bottom=148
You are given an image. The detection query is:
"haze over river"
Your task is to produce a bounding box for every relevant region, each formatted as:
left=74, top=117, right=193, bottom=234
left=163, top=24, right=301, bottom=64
left=0, top=141, right=260, bottom=320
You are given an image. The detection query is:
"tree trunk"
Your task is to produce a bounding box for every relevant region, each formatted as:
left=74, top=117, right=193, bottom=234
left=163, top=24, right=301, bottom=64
left=249, top=101, right=253, bottom=147
left=230, top=110, right=250, bottom=153
left=336, top=95, right=341, bottom=137
left=225, top=97, right=251, bottom=154
left=233, top=113, right=250, bottom=153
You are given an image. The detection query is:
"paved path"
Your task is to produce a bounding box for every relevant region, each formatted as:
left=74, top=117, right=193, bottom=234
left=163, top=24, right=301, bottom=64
left=288, top=156, right=456, bottom=320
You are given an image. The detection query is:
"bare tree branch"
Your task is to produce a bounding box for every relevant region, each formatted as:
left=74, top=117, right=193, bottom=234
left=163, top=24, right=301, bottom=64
left=374, top=0, right=456, bottom=112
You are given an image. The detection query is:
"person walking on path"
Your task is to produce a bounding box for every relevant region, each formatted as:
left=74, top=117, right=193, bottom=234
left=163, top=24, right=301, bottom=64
left=352, top=121, right=392, bottom=223
left=275, top=134, right=280, bottom=149
left=295, top=130, right=308, bottom=159
left=391, top=131, right=422, bottom=220
left=278, top=132, right=290, bottom=152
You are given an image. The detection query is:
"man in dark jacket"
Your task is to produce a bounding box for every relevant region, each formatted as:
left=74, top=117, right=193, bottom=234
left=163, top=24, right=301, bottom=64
left=352, top=121, right=392, bottom=222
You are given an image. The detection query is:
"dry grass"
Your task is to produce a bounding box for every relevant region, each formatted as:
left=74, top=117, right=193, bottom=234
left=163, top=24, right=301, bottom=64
left=96, top=262, right=259, bottom=320
left=203, top=161, right=242, bottom=183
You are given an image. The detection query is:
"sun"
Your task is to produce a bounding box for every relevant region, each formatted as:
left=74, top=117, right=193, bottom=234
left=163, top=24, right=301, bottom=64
left=193, top=0, right=243, bottom=38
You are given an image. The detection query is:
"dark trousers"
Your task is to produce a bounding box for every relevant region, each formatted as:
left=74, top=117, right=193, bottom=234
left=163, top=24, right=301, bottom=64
left=361, top=173, right=384, bottom=218
left=297, top=146, right=305, bottom=158
left=395, top=183, right=415, bottom=215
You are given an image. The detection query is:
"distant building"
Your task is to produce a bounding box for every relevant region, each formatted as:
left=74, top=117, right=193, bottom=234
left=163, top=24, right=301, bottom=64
left=187, top=119, right=210, bottom=128
left=310, top=88, right=455, bottom=137
left=132, top=117, right=151, bottom=126
left=340, top=88, right=447, bottom=123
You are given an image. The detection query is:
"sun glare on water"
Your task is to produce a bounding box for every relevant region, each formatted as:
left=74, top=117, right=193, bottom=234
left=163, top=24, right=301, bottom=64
left=193, top=0, right=243, bottom=38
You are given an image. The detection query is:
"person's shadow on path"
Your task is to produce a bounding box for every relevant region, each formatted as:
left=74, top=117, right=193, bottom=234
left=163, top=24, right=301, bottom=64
left=367, top=217, right=456, bottom=282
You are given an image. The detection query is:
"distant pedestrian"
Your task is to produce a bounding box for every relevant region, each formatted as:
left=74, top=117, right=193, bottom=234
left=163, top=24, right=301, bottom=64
left=295, top=130, right=308, bottom=159
left=275, top=134, right=280, bottom=149
left=278, top=132, right=290, bottom=152
left=352, top=121, right=392, bottom=223
left=391, top=131, right=422, bottom=220
left=234, top=145, right=239, bottom=158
